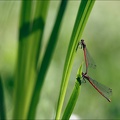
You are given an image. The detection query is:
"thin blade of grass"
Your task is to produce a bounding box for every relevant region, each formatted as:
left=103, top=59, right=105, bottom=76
left=13, top=1, right=33, bottom=119
left=0, top=76, right=6, bottom=120
left=55, top=0, right=95, bottom=119
left=13, top=1, right=49, bottom=119
left=62, top=64, right=83, bottom=120
left=62, top=80, right=80, bottom=120
left=28, top=1, right=68, bottom=119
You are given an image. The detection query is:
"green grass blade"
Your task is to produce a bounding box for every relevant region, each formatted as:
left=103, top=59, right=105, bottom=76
left=62, top=81, right=80, bottom=120
left=62, top=64, right=83, bottom=120
left=28, top=1, right=68, bottom=119
left=13, top=1, right=49, bottom=119
left=0, top=76, right=6, bottom=120
left=55, top=0, right=95, bottom=119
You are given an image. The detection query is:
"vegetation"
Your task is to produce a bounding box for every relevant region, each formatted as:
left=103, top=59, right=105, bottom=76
left=0, top=0, right=119, bottom=119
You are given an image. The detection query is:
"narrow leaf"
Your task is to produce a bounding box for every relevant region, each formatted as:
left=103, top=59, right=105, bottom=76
left=55, top=0, right=95, bottom=119
left=0, top=76, right=6, bottom=120
left=13, top=1, right=49, bottom=119
left=62, top=64, right=83, bottom=120
left=28, top=0, right=68, bottom=119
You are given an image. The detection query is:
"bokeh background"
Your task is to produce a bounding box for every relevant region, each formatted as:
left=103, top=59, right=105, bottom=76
left=0, top=1, right=120, bottom=119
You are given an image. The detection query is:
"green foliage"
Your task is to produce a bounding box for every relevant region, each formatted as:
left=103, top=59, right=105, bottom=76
left=13, top=0, right=68, bottom=119
left=0, top=0, right=95, bottom=119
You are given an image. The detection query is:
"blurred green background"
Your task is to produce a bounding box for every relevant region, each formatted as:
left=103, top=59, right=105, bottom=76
left=0, top=1, right=120, bottom=119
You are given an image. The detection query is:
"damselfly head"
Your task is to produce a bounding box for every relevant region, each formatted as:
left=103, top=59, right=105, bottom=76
left=76, top=39, right=86, bottom=51
left=80, top=39, right=86, bottom=49
left=81, top=39, right=84, bottom=43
